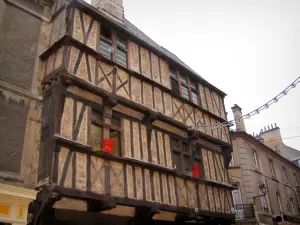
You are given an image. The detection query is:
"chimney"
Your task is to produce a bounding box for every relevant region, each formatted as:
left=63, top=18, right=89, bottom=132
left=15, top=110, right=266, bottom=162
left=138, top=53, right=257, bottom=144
left=231, top=104, right=246, bottom=132
left=91, top=0, right=124, bottom=24
left=259, top=123, right=283, bottom=149
left=256, top=136, right=264, bottom=143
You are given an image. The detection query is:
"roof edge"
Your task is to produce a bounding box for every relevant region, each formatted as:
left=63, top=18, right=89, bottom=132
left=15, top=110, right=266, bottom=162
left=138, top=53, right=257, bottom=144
left=74, top=0, right=227, bottom=97
left=232, top=131, right=300, bottom=171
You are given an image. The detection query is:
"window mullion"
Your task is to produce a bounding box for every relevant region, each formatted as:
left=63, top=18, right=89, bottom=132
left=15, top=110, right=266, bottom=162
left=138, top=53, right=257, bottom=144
left=187, top=76, right=193, bottom=102
left=111, top=30, right=117, bottom=62
left=176, top=69, right=182, bottom=97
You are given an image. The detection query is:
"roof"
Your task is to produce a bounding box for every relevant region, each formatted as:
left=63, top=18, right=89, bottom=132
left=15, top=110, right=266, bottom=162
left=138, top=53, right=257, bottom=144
left=290, top=156, right=300, bottom=162
left=75, top=0, right=227, bottom=96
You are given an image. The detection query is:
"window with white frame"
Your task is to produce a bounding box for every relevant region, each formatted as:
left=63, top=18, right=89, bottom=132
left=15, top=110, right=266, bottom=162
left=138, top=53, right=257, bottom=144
left=269, top=159, right=276, bottom=179
left=229, top=153, right=234, bottom=167
left=290, top=197, right=296, bottom=215
left=252, top=150, right=260, bottom=170
left=282, top=167, right=288, bottom=184
left=232, top=183, right=242, bottom=205
left=293, top=173, right=298, bottom=187
left=259, top=188, right=268, bottom=213
left=276, top=192, right=283, bottom=214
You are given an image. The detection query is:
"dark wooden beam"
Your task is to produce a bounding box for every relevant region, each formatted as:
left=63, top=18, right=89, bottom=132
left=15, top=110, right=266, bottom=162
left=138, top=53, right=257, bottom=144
left=134, top=207, right=160, bottom=225
left=45, top=69, right=231, bottom=148
left=31, top=189, right=62, bottom=225
left=87, top=199, right=116, bottom=212
left=40, top=35, right=228, bottom=125
left=54, top=135, right=236, bottom=190
left=50, top=185, right=234, bottom=219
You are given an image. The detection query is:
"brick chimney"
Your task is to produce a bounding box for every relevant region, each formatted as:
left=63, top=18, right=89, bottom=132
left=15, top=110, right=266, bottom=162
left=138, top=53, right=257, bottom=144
left=91, top=0, right=124, bottom=24
left=231, top=104, right=246, bottom=132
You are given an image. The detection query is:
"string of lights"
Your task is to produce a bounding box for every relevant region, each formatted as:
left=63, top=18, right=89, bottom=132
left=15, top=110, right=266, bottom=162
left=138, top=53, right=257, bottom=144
left=189, top=76, right=300, bottom=131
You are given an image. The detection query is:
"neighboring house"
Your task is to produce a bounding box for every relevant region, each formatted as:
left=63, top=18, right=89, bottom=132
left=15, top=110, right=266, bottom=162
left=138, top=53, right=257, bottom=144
left=0, top=0, right=235, bottom=225
left=0, top=0, right=51, bottom=224
left=229, top=105, right=300, bottom=225
left=256, top=124, right=300, bottom=162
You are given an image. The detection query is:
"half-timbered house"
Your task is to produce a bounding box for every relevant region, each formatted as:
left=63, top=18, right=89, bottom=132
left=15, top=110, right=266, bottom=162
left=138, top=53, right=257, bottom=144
left=32, top=0, right=235, bottom=224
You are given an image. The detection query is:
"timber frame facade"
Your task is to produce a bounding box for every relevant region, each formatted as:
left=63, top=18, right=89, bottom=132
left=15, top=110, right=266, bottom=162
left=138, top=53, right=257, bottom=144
left=31, top=0, right=235, bottom=224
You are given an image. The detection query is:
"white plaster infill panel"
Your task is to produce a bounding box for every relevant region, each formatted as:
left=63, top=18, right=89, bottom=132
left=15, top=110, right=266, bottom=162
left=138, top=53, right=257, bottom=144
left=0, top=183, right=37, bottom=225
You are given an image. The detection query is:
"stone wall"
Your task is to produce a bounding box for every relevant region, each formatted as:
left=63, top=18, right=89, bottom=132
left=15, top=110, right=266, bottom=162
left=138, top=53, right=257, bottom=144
left=0, top=0, right=50, bottom=188
left=229, top=133, right=300, bottom=218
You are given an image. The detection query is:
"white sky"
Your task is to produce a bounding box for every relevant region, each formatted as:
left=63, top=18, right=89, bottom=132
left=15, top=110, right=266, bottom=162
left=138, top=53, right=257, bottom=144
left=86, top=0, right=300, bottom=150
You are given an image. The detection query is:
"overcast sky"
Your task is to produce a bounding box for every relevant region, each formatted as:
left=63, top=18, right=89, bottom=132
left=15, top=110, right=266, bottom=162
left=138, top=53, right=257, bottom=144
left=86, top=0, right=300, bottom=150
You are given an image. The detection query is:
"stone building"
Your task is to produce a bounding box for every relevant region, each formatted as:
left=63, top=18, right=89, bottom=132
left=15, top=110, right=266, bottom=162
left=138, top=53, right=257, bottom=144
left=229, top=105, right=300, bottom=225
left=0, top=0, right=51, bottom=224
left=0, top=0, right=235, bottom=224
left=256, top=124, right=300, bottom=162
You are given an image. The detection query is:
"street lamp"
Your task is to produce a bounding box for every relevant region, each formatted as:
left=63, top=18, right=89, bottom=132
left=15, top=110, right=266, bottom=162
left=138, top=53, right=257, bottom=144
left=259, top=183, right=268, bottom=196
left=253, top=183, right=268, bottom=225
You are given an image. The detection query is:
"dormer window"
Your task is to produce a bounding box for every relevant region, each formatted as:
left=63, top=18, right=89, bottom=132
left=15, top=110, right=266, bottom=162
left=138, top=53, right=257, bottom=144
left=99, top=25, right=128, bottom=67
left=169, top=67, right=200, bottom=105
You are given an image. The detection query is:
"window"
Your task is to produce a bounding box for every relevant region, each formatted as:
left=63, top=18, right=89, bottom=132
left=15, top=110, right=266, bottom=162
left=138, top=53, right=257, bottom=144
left=252, top=150, right=260, bottom=169
left=170, top=137, right=203, bottom=178
left=90, top=110, right=121, bottom=157
left=282, top=167, right=288, bottom=183
left=116, top=35, right=127, bottom=67
left=169, top=67, right=200, bottom=105
left=276, top=192, right=283, bottom=214
left=171, top=78, right=180, bottom=96
left=232, top=183, right=243, bottom=205
left=91, top=110, right=103, bottom=151
left=290, top=198, right=296, bottom=215
left=100, top=25, right=113, bottom=59
left=190, top=80, right=199, bottom=105
left=99, top=26, right=127, bottom=67
left=109, top=115, right=121, bottom=157
left=193, top=148, right=202, bottom=179
left=229, top=152, right=234, bottom=167
left=269, top=159, right=276, bottom=179
left=293, top=173, right=298, bottom=187
left=259, top=188, right=268, bottom=213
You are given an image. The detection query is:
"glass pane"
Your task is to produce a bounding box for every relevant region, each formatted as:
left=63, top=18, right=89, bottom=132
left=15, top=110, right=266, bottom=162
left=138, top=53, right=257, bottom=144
left=172, top=152, right=181, bottom=172
left=100, top=39, right=112, bottom=59
left=110, top=130, right=120, bottom=157
left=111, top=116, right=121, bottom=127
left=192, top=91, right=199, bottom=105
left=91, top=124, right=102, bottom=151
left=92, top=110, right=102, bottom=123
left=116, top=48, right=127, bottom=67
left=181, top=85, right=189, bottom=100
left=171, top=138, right=181, bottom=150
left=190, top=80, right=197, bottom=90
left=183, top=143, right=189, bottom=153
left=232, top=188, right=242, bottom=205
left=169, top=67, right=177, bottom=78
left=195, top=148, right=202, bottom=157
left=179, top=73, right=187, bottom=85
left=184, top=155, right=190, bottom=175
left=101, top=25, right=111, bottom=39
left=171, top=79, right=180, bottom=95
left=117, top=36, right=127, bottom=49
left=194, top=159, right=202, bottom=178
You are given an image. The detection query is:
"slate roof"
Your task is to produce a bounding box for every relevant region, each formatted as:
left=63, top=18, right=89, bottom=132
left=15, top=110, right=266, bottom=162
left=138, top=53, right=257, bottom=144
left=76, top=0, right=226, bottom=95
